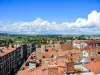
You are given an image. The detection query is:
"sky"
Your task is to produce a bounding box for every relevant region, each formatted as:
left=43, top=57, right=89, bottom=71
left=0, top=0, right=100, bottom=34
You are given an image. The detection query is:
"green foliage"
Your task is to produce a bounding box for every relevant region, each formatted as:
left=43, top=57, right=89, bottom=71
left=0, top=34, right=100, bottom=46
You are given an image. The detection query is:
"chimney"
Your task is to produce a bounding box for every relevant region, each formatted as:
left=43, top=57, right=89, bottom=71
left=91, top=57, right=94, bottom=61
left=96, top=45, right=98, bottom=56
left=29, top=60, right=36, bottom=71
left=65, top=61, right=75, bottom=72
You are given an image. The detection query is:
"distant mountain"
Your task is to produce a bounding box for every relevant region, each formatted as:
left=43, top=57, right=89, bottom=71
left=0, top=33, right=8, bottom=35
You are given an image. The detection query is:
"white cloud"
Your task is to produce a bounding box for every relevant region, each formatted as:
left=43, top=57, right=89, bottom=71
left=0, top=10, right=100, bottom=34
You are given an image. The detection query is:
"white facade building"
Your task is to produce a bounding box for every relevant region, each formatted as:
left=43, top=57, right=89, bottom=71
left=73, top=40, right=100, bottom=49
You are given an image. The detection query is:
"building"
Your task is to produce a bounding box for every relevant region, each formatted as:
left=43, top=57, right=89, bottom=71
left=0, top=43, right=36, bottom=75
left=0, top=47, right=22, bottom=75
left=73, top=40, right=100, bottom=49
left=21, top=43, right=36, bottom=62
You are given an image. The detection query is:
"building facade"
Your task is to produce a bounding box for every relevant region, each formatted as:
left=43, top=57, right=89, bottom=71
left=0, top=43, right=36, bottom=75
left=73, top=40, right=100, bottom=49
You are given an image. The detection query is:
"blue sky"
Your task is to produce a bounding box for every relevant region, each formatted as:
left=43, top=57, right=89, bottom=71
left=0, top=0, right=100, bottom=34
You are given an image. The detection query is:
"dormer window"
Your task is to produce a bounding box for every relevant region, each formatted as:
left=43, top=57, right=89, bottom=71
left=45, top=49, right=48, bottom=52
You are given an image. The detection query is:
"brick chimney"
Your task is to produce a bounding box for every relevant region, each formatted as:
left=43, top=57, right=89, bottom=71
left=65, top=62, right=75, bottom=72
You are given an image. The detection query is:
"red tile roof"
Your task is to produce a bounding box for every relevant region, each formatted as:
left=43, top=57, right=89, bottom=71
left=73, top=40, right=100, bottom=44
left=42, top=51, right=51, bottom=58
left=48, top=68, right=58, bottom=75
left=69, top=50, right=82, bottom=54
left=58, top=67, right=65, bottom=75
left=58, top=50, right=81, bottom=55
left=0, top=47, right=16, bottom=56
left=85, top=49, right=100, bottom=53
left=84, top=61, right=100, bottom=74
left=17, top=63, right=48, bottom=75
left=57, top=58, right=66, bottom=67
left=87, top=55, right=100, bottom=62
left=83, top=46, right=100, bottom=50
left=58, top=51, right=68, bottom=55
left=61, top=44, right=73, bottom=50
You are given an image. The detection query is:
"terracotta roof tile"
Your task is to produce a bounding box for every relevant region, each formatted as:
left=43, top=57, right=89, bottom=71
left=57, top=58, right=66, bottom=67
left=58, top=51, right=68, bottom=55
left=58, top=50, right=81, bottom=55
left=42, top=51, right=51, bottom=58
left=53, top=46, right=59, bottom=51
left=87, top=56, right=100, bottom=62
left=58, top=67, right=65, bottom=75
left=84, top=61, right=100, bottom=74
left=48, top=68, right=58, bottom=75
left=61, top=44, right=73, bottom=50
left=73, top=40, right=100, bottom=44
left=0, top=47, right=16, bottom=56
left=85, top=49, right=100, bottom=53
left=83, top=46, right=100, bottom=50
left=17, top=63, right=48, bottom=75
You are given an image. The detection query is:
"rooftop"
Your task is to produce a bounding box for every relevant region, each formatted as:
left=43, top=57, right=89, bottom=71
left=61, top=44, right=73, bottom=50
left=0, top=47, right=16, bottom=57
left=84, top=61, right=100, bottom=74
left=73, top=40, right=100, bottom=44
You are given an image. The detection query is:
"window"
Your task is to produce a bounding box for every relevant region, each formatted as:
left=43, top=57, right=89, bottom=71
left=10, top=57, right=11, bottom=63
left=0, top=63, right=2, bottom=70
left=6, top=54, right=8, bottom=59
left=1, top=62, right=4, bottom=70
left=98, top=52, right=100, bottom=54
left=0, top=57, right=2, bottom=62
left=4, top=61, right=6, bottom=68
left=12, top=51, right=14, bottom=55
left=43, top=56, right=45, bottom=58
left=6, top=59, right=9, bottom=65
left=11, top=52, right=13, bottom=56
left=4, top=67, right=7, bottom=74
left=84, top=52, right=86, bottom=55
left=45, top=49, right=48, bottom=52
left=9, top=64, right=11, bottom=69
left=2, top=56, right=4, bottom=61
left=13, top=61, right=15, bottom=67
left=4, top=55, right=6, bottom=60
left=13, top=60, right=15, bottom=67
left=8, top=53, right=10, bottom=57
left=11, top=62, right=13, bottom=68
left=1, top=70, right=3, bottom=75
left=3, top=68, right=6, bottom=75
left=98, top=43, right=100, bottom=46
left=8, top=64, right=10, bottom=72
left=9, top=53, right=11, bottom=57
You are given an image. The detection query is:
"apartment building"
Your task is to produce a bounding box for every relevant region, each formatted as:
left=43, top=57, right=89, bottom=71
left=0, top=47, right=22, bottom=75
left=0, top=43, right=36, bottom=75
